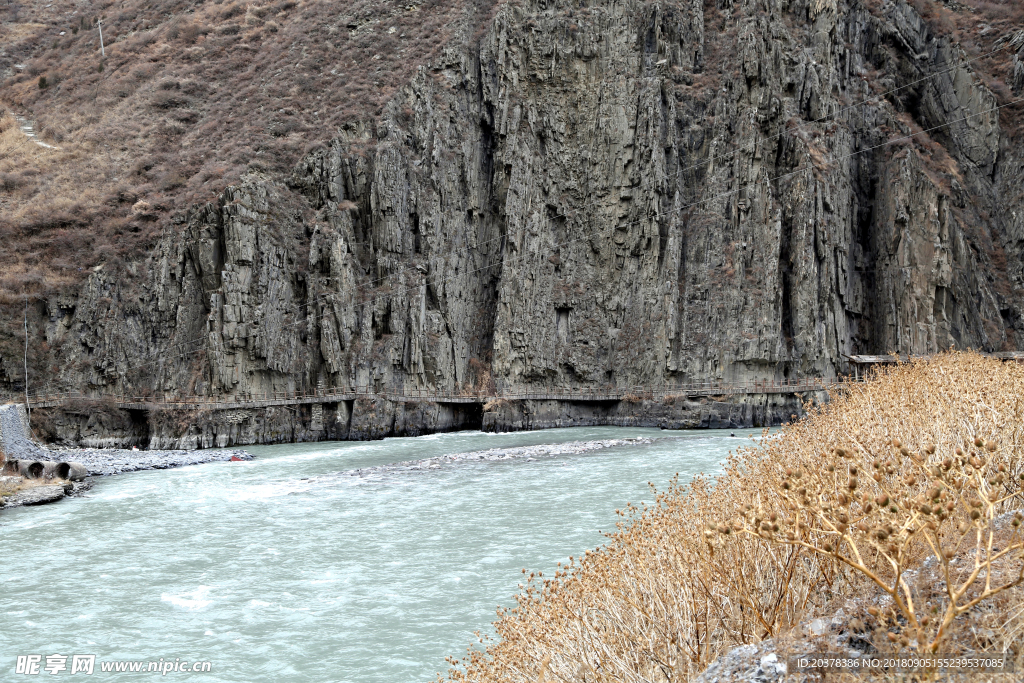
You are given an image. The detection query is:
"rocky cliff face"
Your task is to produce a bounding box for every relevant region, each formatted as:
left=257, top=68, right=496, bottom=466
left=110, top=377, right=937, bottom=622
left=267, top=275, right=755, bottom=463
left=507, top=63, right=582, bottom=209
left=5, top=0, right=1024, bottom=447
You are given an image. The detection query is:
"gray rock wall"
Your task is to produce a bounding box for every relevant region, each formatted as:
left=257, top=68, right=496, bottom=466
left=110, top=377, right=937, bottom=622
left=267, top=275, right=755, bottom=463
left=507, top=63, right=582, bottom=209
left=5, top=0, right=1024, bottom=447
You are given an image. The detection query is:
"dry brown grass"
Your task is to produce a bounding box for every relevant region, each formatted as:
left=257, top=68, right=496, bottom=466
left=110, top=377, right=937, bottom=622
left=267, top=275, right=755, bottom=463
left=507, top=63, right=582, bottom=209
left=0, top=474, right=70, bottom=500
left=0, top=0, right=499, bottom=300
left=441, top=351, right=1024, bottom=682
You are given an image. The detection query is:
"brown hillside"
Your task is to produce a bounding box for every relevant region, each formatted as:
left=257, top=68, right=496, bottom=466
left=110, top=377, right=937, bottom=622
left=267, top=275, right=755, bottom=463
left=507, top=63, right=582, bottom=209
left=0, top=0, right=498, bottom=299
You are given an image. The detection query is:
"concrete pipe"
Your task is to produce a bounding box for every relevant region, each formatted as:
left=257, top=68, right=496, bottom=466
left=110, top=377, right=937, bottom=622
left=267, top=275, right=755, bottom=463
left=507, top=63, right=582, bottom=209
left=19, top=460, right=45, bottom=479
left=64, top=463, right=88, bottom=482
left=53, top=462, right=71, bottom=480
left=1, top=459, right=19, bottom=476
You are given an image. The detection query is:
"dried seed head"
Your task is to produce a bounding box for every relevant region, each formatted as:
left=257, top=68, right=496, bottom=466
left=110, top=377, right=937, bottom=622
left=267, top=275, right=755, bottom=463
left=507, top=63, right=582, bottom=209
left=875, top=494, right=890, bottom=506
left=924, top=443, right=935, bottom=454
left=955, top=446, right=963, bottom=456
left=893, top=439, right=902, bottom=448
left=847, top=477, right=858, bottom=490
left=974, top=436, right=984, bottom=448
left=887, top=632, right=898, bottom=642
left=900, top=446, right=910, bottom=457
left=985, top=440, right=997, bottom=452
left=867, top=606, right=880, bottom=617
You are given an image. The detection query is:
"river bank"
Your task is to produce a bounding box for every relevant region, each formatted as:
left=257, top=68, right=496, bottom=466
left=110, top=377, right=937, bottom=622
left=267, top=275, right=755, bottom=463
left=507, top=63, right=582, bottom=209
left=0, top=426, right=741, bottom=682
left=25, top=392, right=811, bottom=449
left=1, top=403, right=255, bottom=509
left=0, top=447, right=254, bottom=510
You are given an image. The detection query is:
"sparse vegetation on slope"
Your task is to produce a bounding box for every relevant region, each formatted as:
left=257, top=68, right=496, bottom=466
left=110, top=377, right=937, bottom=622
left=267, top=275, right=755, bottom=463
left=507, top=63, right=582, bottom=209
left=442, top=351, right=1023, bottom=682
left=0, top=0, right=499, bottom=298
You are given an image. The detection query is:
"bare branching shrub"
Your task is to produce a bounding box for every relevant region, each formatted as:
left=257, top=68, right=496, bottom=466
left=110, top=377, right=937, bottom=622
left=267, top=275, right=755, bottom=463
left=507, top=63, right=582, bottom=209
left=441, top=352, right=1024, bottom=682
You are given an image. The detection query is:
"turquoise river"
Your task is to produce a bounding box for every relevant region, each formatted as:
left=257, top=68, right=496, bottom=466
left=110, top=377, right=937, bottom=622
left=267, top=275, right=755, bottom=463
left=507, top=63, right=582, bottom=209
left=1, top=426, right=759, bottom=681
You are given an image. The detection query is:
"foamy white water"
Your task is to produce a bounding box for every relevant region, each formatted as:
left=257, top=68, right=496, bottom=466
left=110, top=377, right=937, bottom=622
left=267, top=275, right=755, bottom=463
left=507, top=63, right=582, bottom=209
left=0, top=426, right=755, bottom=682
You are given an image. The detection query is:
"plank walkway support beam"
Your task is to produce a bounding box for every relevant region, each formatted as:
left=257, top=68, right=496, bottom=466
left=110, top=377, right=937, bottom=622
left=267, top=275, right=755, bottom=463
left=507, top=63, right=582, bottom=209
left=7, top=379, right=840, bottom=412
left=13, top=351, right=1024, bottom=413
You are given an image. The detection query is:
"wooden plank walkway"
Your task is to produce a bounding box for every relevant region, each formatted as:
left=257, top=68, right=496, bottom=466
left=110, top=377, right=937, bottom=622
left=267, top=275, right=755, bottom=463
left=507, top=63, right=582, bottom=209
left=6, top=378, right=840, bottom=412
left=10, top=352, right=1021, bottom=412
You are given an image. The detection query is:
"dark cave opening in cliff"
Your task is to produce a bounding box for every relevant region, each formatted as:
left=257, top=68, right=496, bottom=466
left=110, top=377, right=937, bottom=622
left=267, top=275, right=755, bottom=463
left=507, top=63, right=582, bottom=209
left=127, top=408, right=151, bottom=449
left=440, top=402, right=483, bottom=431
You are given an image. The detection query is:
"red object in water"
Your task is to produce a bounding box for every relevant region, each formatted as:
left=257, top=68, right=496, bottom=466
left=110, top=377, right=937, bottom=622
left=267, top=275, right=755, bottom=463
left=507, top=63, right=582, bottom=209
left=230, top=456, right=243, bottom=462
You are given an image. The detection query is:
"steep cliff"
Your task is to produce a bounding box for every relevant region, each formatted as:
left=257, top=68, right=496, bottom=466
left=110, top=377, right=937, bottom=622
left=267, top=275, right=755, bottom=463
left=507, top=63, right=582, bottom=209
left=3, top=0, right=1024, bottom=446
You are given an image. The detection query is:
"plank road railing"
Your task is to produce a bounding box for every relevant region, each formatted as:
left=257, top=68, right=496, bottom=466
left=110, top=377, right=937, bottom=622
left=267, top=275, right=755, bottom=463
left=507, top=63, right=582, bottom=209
left=3, top=377, right=849, bottom=411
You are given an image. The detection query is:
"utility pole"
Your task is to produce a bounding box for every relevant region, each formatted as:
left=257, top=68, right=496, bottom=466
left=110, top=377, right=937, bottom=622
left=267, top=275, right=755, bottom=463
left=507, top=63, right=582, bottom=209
left=23, top=294, right=30, bottom=422
left=98, top=19, right=105, bottom=57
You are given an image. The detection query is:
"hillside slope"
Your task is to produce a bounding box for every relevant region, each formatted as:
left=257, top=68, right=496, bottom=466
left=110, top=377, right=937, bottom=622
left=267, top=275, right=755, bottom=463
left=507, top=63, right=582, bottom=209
left=2, top=0, right=1024, bottom=446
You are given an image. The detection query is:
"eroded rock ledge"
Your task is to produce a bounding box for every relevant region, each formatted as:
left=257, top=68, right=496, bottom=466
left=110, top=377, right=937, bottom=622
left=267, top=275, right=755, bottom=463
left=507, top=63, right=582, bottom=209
left=5, top=0, right=1023, bottom=448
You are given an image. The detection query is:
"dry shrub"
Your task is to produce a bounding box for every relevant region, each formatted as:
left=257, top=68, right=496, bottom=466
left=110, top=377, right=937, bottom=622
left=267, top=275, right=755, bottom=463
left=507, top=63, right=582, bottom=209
left=483, top=397, right=508, bottom=411
left=442, top=351, right=1024, bottom=682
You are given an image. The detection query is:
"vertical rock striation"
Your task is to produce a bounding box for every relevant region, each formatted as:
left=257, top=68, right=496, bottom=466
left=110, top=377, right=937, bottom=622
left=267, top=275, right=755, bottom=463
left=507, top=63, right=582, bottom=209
left=4, top=0, right=1024, bottom=446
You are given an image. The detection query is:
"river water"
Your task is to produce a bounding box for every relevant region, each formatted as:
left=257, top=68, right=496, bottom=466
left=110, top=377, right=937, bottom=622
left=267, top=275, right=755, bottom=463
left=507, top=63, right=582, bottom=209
left=1, top=426, right=755, bottom=681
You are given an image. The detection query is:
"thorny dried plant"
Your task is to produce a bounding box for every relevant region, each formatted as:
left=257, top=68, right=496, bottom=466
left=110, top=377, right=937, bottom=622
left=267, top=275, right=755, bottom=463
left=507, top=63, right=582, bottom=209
left=727, top=431, right=1023, bottom=657
left=440, top=352, right=1024, bottom=683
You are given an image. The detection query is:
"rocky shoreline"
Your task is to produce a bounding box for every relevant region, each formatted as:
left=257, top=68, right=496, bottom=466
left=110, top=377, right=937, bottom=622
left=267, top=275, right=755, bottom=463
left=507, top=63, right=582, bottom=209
left=45, top=446, right=254, bottom=477
left=325, top=437, right=656, bottom=481
left=0, top=449, right=254, bottom=510
left=2, top=404, right=255, bottom=510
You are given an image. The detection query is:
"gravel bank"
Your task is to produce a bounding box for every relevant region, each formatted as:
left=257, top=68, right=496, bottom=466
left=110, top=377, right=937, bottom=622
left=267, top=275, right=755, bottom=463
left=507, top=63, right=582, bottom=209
left=326, top=437, right=655, bottom=480
left=46, top=447, right=254, bottom=476
left=0, top=404, right=47, bottom=460
left=3, top=404, right=253, bottom=476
